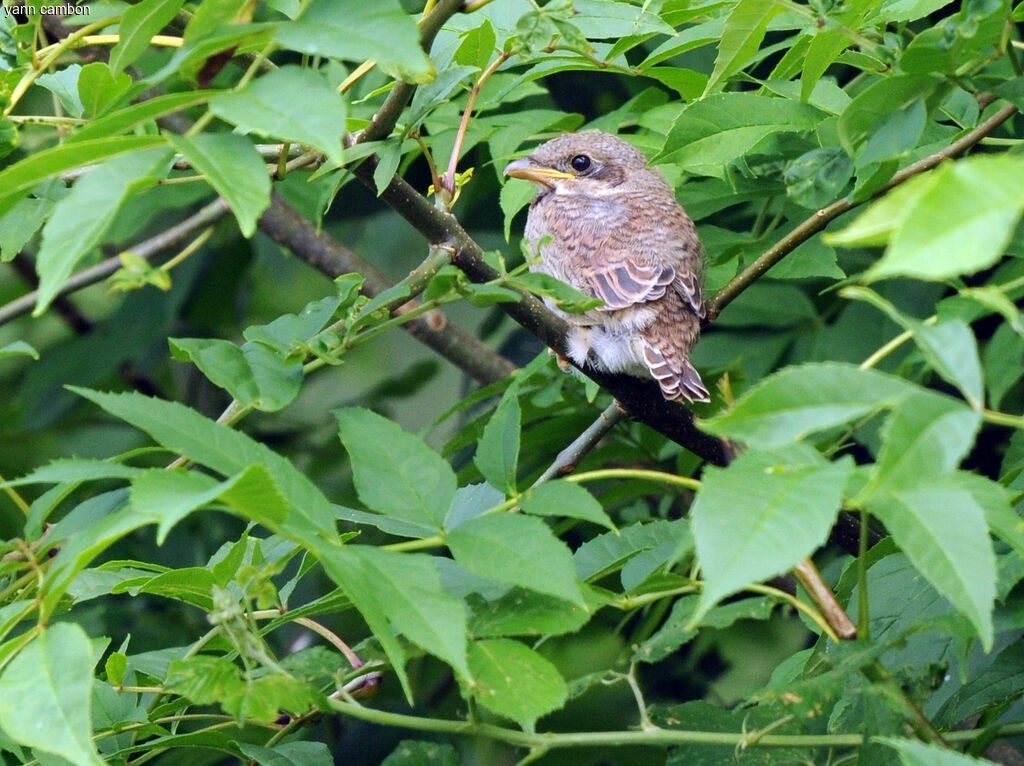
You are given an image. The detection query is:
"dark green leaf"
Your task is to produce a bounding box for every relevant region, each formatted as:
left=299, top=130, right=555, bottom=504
left=474, top=388, right=520, bottom=495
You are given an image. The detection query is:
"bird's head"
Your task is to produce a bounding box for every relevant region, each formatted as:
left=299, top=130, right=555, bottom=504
left=503, top=131, right=649, bottom=193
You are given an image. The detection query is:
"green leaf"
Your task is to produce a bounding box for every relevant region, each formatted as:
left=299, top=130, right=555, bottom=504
left=474, top=388, right=520, bottom=495
left=701, top=362, right=913, bottom=448
left=500, top=177, right=536, bottom=241
left=877, top=737, right=994, bottom=765
left=0, top=340, right=38, bottom=360
left=703, top=0, right=783, bottom=95
left=210, top=66, right=347, bottom=166
left=867, top=390, right=981, bottom=495
left=657, top=93, right=824, bottom=177
left=824, top=170, right=938, bottom=248
left=34, top=146, right=171, bottom=316
left=801, top=26, right=851, bottom=102
left=692, top=444, right=852, bottom=623
left=69, top=388, right=337, bottom=541
left=838, top=74, right=939, bottom=155
left=784, top=146, right=853, bottom=210
left=0, top=623, right=104, bottom=766
left=238, top=741, right=334, bottom=766
left=165, top=133, right=270, bottom=237
left=455, top=18, right=496, bottom=70
left=447, top=513, right=586, bottom=608
left=843, top=287, right=984, bottom=408
left=36, top=64, right=84, bottom=117
left=69, top=91, right=215, bottom=143
left=466, top=638, right=567, bottom=729
left=130, top=464, right=290, bottom=543
left=335, top=407, right=455, bottom=528
left=77, top=62, right=132, bottom=117
left=274, top=0, right=434, bottom=84
left=0, top=135, right=166, bottom=219
left=0, top=195, right=50, bottom=261
left=468, top=586, right=588, bottom=639
left=571, top=0, right=675, bottom=38
left=519, top=480, right=614, bottom=531
left=867, top=482, right=995, bottom=650
left=170, top=337, right=303, bottom=412
left=165, top=655, right=244, bottom=705
left=382, top=741, right=460, bottom=766
left=864, top=156, right=1024, bottom=282
left=319, top=546, right=469, bottom=701
left=110, top=0, right=186, bottom=75
left=936, top=640, right=1024, bottom=727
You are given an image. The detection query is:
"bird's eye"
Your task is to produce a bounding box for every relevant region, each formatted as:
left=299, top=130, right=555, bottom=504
left=570, top=154, right=592, bottom=172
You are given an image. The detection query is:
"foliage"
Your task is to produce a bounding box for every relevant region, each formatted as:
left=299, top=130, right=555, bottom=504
left=0, top=0, right=1023, bottom=764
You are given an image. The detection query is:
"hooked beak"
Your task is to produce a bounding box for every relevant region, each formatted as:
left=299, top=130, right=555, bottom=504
left=503, top=156, right=575, bottom=187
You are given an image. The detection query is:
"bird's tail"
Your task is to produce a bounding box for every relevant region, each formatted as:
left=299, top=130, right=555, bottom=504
left=642, top=342, right=710, bottom=403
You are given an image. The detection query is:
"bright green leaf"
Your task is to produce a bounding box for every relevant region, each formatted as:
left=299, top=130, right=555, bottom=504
left=0, top=135, right=166, bottom=219
left=110, top=0, right=185, bottom=75
left=658, top=93, right=824, bottom=177
left=319, top=546, right=469, bottom=701
left=274, top=0, right=434, bottom=84
left=0, top=623, right=104, bottom=766
left=210, top=66, right=347, bottom=166
left=701, top=362, right=913, bottom=447
left=878, top=737, right=994, bottom=765
left=166, top=133, right=270, bottom=237
left=692, top=444, right=852, bottom=623
left=704, top=0, right=783, bottom=94
left=170, top=337, right=302, bottom=412
left=34, top=146, right=171, bottom=316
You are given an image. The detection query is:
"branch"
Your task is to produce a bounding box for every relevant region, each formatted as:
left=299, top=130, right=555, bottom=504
left=0, top=198, right=230, bottom=329
left=256, top=193, right=517, bottom=385
left=706, top=101, right=1020, bottom=319
left=359, top=0, right=464, bottom=144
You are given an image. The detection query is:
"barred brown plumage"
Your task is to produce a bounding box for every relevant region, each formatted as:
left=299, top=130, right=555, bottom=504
left=504, top=131, right=709, bottom=403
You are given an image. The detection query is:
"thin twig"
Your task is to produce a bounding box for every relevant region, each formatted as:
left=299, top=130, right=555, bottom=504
left=533, top=402, right=626, bottom=485
left=0, top=198, right=230, bottom=328
left=442, top=51, right=512, bottom=195
left=793, top=559, right=856, bottom=640
left=706, top=102, right=1020, bottom=319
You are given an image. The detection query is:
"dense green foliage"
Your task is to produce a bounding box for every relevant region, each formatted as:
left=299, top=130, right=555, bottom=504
left=1, top=0, right=1024, bottom=764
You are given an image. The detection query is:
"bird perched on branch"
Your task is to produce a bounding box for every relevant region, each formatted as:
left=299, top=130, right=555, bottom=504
left=504, top=131, right=710, bottom=403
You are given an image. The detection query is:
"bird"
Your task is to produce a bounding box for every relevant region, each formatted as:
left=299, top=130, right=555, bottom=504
left=503, top=131, right=710, bottom=403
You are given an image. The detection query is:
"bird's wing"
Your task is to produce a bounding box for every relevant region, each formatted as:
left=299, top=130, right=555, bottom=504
left=673, top=270, right=705, bottom=318
left=588, top=262, right=676, bottom=310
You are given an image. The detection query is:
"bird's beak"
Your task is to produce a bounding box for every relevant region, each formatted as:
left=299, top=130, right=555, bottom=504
left=503, top=156, right=574, bottom=186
